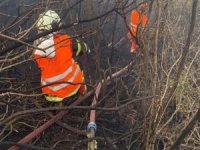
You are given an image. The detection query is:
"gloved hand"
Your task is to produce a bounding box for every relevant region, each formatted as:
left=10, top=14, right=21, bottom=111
left=74, top=39, right=91, bottom=56
left=87, top=122, right=97, bottom=132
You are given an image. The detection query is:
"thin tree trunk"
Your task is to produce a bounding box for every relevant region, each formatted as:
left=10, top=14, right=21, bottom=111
left=169, top=108, right=200, bottom=150
left=166, top=0, right=198, bottom=102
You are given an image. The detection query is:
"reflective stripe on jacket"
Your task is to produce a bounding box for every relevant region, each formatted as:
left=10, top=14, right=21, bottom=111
left=33, top=34, right=84, bottom=98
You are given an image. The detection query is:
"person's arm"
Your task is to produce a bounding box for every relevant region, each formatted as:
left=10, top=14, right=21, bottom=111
left=72, top=38, right=90, bottom=56
left=142, top=15, right=148, bottom=28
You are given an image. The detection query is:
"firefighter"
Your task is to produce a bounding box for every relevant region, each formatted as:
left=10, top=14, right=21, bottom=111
left=33, top=10, right=90, bottom=103
left=127, top=2, right=148, bottom=53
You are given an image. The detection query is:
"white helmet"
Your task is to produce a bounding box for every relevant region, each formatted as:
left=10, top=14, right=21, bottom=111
left=36, top=10, right=61, bottom=31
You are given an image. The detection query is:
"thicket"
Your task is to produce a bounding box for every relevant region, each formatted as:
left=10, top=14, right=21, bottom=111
left=0, top=0, right=199, bottom=149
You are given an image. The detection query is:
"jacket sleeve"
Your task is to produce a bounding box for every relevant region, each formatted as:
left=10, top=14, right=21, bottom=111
left=141, top=15, right=148, bottom=28
left=72, top=38, right=90, bottom=56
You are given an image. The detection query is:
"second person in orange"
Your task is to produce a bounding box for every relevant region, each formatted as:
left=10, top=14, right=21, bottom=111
left=127, top=2, right=148, bottom=53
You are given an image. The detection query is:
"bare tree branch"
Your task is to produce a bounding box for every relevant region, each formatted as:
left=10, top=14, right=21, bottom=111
left=169, top=108, right=200, bottom=150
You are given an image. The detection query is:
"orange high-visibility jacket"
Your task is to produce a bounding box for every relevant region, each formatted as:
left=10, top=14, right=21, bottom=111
left=128, top=10, right=148, bottom=38
left=33, top=34, right=84, bottom=98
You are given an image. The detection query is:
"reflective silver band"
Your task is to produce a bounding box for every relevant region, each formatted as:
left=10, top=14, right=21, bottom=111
left=49, top=66, right=80, bottom=91
left=42, top=65, right=80, bottom=92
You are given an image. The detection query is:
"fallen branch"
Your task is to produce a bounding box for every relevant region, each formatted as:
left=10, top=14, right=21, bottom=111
left=8, top=90, right=93, bottom=150
left=34, top=99, right=86, bottom=136
left=0, top=141, right=51, bottom=150
left=0, top=95, right=155, bottom=127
